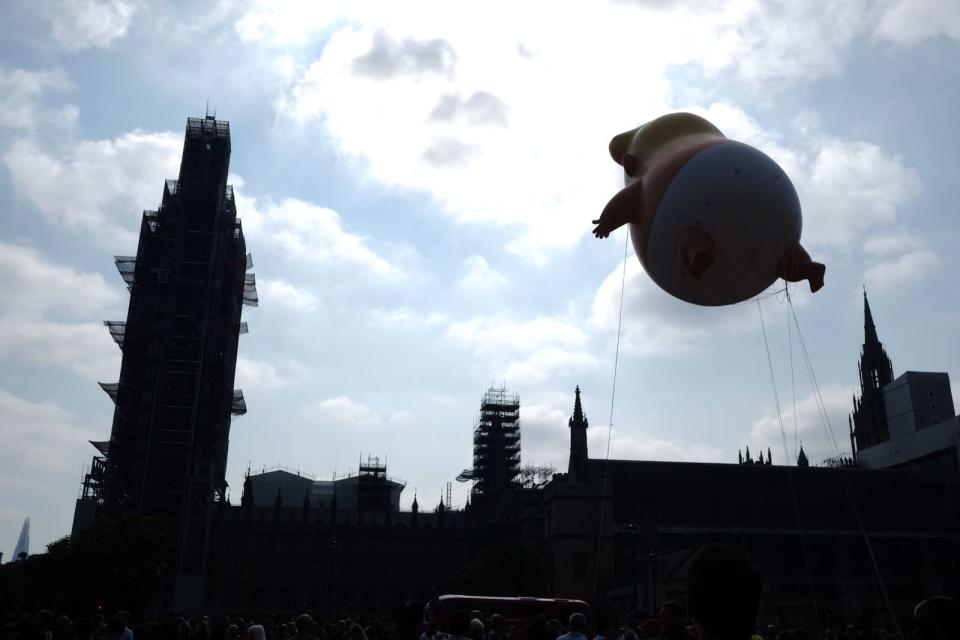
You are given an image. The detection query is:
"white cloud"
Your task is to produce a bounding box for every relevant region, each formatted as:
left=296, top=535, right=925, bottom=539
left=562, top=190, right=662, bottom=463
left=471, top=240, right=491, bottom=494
left=862, top=230, right=922, bottom=257
left=38, top=0, right=139, bottom=51
left=0, top=316, right=119, bottom=381
left=0, top=386, right=103, bottom=558
left=593, top=428, right=726, bottom=464
left=691, top=1, right=870, bottom=83
left=234, top=1, right=341, bottom=44
left=873, top=0, right=960, bottom=45
left=4, top=131, right=182, bottom=247
left=257, top=278, right=321, bottom=312
left=236, top=189, right=410, bottom=281
left=446, top=315, right=600, bottom=382
left=692, top=103, right=922, bottom=255
left=235, top=356, right=291, bottom=392
left=798, top=138, right=921, bottom=251
left=863, top=250, right=941, bottom=294
left=519, top=396, right=727, bottom=469
left=0, top=387, right=98, bottom=475
left=351, top=30, right=457, bottom=79
left=448, top=315, right=588, bottom=353
left=0, top=241, right=123, bottom=318
left=266, top=5, right=927, bottom=263
left=456, top=255, right=509, bottom=292
left=0, top=243, right=123, bottom=380
left=501, top=349, right=600, bottom=384
left=307, top=395, right=411, bottom=428
left=519, top=401, right=572, bottom=468
left=369, top=305, right=446, bottom=330
left=0, top=67, right=76, bottom=133
left=749, top=384, right=852, bottom=466
left=590, top=257, right=759, bottom=356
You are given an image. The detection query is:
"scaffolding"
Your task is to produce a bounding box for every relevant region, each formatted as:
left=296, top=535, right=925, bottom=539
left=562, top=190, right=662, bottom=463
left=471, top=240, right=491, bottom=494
left=243, top=273, right=258, bottom=307
left=231, top=390, right=247, bottom=416
left=460, top=386, right=521, bottom=504
left=104, top=321, right=126, bottom=348
left=82, top=115, right=253, bottom=604
left=98, top=382, right=119, bottom=402
left=357, top=455, right=392, bottom=512
left=518, top=464, right=557, bottom=489
left=114, top=256, right=136, bottom=290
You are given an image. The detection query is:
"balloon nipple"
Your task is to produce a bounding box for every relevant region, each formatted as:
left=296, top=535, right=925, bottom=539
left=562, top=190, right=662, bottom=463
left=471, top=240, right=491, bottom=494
left=676, top=227, right=716, bottom=280
left=686, top=249, right=714, bottom=279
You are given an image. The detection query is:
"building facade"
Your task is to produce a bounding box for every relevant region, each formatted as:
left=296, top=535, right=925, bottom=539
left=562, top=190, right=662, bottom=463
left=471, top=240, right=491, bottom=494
left=539, top=294, right=960, bottom=630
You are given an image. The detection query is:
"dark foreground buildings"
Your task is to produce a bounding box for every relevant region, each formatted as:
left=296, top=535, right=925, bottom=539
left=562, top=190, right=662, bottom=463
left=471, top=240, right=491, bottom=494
left=73, top=116, right=959, bottom=628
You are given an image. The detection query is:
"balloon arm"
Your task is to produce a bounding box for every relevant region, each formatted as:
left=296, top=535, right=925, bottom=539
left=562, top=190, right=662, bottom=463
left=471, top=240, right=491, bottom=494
left=777, top=242, right=826, bottom=293
left=593, top=180, right=644, bottom=239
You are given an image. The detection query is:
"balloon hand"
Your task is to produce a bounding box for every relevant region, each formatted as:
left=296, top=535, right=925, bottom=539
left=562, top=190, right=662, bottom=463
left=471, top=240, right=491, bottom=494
left=594, top=181, right=643, bottom=240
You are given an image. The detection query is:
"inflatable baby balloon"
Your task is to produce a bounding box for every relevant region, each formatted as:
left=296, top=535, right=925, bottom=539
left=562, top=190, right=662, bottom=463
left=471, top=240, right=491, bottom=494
left=593, top=112, right=825, bottom=306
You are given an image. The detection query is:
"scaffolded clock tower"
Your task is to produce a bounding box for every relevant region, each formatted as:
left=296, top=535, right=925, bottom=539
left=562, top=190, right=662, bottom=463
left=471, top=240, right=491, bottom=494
left=77, top=115, right=257, bottom=608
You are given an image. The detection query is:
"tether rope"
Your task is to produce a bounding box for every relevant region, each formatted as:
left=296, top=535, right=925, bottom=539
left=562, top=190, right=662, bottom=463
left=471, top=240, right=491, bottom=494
left=757, top=292, right=820, bottom=626
left=593, top=230, right=629, bottom=600
left=786, top=295, right=901, bottom=637
left=788, top=289, right=798, bottom=463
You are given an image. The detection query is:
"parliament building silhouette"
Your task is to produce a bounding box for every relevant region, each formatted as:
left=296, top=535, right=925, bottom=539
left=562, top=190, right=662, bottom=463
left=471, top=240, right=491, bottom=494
left=73, top=116, right=960, bottom=628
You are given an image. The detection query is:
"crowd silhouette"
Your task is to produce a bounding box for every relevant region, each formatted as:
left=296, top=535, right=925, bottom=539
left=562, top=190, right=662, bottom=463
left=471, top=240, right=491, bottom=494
left=2, top=545, right=957, bottom=640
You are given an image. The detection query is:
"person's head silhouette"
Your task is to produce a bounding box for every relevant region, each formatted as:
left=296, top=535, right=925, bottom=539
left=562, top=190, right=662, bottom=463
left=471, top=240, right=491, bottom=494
left=687, top=544, right=761, bottom=640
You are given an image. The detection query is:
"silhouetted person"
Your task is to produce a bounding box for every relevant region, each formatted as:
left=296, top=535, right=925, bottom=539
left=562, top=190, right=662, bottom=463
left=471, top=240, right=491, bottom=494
left=105, top=619, right=127, bottom=640
left=75, top=620, right=98, bottom=640
left=246, top=626, right=265, bottom=640
left=393, top=601, right=423, bottom=640
left=557, top=614, right=588, bottom=640
left=449, top=611, right=472, bottom=640
left=913, top=596, right=960, bottom=640
left=469, top=619, right=485, bottom=640
left=640, top=620, right=660, bottom=640
left=525, top=616, right=548, bottom=640
left=593, top=619, right=616, bottom=640
left=485, top=615, right=506, bottom=640
left=659, top=603, right=693, bottom=640
left=546, top=620, right=563, bottom=640
left=686, top=544, right=761, bottom=640
left=290, top=616, right=316, bottom=640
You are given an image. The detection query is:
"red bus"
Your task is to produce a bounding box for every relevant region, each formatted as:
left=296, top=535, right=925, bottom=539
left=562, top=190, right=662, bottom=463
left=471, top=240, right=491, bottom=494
left=426, top=595, right=590, bottom=638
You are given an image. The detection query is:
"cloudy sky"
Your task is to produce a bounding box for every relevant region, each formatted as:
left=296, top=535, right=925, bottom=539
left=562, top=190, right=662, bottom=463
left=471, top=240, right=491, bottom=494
left=2, top=0, right=960, bottom=554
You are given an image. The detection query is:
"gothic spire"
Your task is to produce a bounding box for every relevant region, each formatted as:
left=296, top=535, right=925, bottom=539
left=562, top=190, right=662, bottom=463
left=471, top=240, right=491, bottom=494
left=797, top=444, right=809, bottom=468
left=568, top=386, right=589, bottom=480
left=573, top=386, right=585, bottom=424
left=851, top=288, right=894, bottom=452
left=864, top=288, right=879, bottom=345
